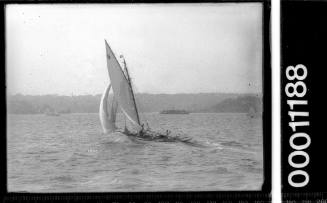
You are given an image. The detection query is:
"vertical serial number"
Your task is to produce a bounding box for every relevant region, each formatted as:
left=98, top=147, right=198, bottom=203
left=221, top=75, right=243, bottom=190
left=285, top=64, right=310, bottom=188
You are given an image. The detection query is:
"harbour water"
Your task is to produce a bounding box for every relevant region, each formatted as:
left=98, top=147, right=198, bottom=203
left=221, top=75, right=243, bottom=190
left=7, top=113, right=263, bottom=192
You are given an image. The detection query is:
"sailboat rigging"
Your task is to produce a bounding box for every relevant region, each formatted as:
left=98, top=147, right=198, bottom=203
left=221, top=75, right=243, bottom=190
left=120, top=55, right=141, bottom=125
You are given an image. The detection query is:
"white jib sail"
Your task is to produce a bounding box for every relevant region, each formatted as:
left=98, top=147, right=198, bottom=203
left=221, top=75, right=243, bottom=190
left=104, top=40, right=142, bottom=132
left=99, top=84, right=118, bottom=133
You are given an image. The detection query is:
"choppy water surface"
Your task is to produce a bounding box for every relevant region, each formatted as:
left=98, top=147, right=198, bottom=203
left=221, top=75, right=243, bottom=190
left=7, top=113, right=263, bottom=192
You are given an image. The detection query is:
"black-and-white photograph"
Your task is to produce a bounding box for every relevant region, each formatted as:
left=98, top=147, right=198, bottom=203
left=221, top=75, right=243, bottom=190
left=6, top=3, right=264, bottom=192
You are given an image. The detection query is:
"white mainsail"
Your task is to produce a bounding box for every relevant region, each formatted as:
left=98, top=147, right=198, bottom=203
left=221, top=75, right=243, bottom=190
left=99, top=84, right=118, bottom=133
left=104, top=40, right=142, bottom=132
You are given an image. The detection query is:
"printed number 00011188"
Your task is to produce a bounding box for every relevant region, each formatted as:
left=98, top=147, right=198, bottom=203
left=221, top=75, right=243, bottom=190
left=285, top=64, right=311, bottom=188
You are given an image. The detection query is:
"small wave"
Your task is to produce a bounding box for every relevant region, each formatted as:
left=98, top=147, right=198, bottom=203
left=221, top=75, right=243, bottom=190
left=92, top=169, right=110, bottom=173
left=72, top=152, right=89, bottom=158
left=241, top=158, right=259, bottom=165
left=52, top=175, right=74, bottom=182
left=202, top=140, right=223, bottom=149
left=222, top=147, right=258, bottom=155
left=221, top=141, right=243, bottom=147
left=206, top=167, right=230, bottom=174
left=81, top=174, right=121, bottom=186
left=219, top=141, right=257, bottom=154
left=39, top=158, right=59, bottom=162
left=27, top=150, right=58, bottom=155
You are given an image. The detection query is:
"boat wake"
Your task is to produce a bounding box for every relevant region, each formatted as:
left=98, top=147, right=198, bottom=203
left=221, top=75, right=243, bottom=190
left=102, top=132, right=134, bottom=144
left=131, top=134, right=205, bottom=147
left=103, top=130, right=221, bottom=149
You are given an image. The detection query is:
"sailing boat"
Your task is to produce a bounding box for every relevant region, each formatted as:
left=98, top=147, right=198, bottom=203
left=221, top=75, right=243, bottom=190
left=99, top=40, right=147, bottom=136
left=99, top=40, right=203, bottom=146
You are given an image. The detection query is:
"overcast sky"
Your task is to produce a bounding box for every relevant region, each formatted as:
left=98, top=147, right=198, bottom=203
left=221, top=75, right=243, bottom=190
left=6, top=3, right=262, bottom=95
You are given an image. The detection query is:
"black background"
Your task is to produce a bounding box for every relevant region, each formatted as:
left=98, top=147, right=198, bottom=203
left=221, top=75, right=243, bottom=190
left=282, top=0, right=327, bottom=200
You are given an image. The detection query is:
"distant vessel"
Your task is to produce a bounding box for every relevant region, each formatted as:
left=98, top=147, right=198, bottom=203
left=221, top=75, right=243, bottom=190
left=59, top=109, right=71, bottom=114
left=160, top=109, right=190, bottom=114
left=45, top=111, right=60, bottom=116
left=44, top=108, right=60, bottom=116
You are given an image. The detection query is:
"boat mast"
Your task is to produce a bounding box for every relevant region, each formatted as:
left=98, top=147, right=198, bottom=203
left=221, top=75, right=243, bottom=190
left=120, top=55, right=141, bottom=125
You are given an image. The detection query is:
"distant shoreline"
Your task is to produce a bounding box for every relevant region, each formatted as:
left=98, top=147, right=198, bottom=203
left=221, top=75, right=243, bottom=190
left=7, top=93, right=262, bottom=115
